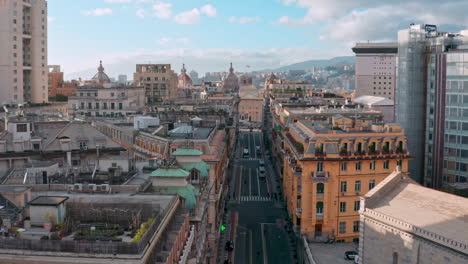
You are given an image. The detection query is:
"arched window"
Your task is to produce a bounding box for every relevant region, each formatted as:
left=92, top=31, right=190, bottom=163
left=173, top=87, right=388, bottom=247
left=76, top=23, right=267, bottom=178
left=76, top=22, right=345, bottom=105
left=316, top=202, right=323, bottom=214
left=392, top=252, right=398, bottom=264
left=317, top=183, right=324, bottom=194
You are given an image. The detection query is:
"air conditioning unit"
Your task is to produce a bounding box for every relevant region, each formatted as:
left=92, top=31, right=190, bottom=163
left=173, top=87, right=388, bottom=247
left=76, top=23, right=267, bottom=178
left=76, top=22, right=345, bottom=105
left=81, top=146, right=88, bottom=150
left=74, top=184, right=82, bottom=191
left=68, top=185, right=74, bottom=191
left=88, top=184, right=97, bottom=191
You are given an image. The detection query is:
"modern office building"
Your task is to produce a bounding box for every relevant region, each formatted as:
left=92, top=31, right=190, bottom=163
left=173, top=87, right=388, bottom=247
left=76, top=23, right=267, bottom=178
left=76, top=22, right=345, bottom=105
left=352, top=42, right=397, bottom=101
left=424, top=40, right=468, bottom=191
left=133, top=64, right=178, bottom=103
left=282, top=117, right=410, bottom=242
left=0, top=0, right=48, bottom=104
left=396, top=24, right=467, bottom=183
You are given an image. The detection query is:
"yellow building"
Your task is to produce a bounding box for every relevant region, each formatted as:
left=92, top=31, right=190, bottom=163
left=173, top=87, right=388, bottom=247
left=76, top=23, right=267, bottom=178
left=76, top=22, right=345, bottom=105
left=282, top=116, right=411, bottom=242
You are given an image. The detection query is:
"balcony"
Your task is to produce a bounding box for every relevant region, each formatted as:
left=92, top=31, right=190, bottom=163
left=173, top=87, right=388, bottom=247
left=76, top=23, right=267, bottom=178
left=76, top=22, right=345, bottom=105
left=23, top=0, right=32, bottom=7
left=312, top=171, right=329, bottom=183
left=316, top=213, right=323, bottom=220
left=315, top=152, right=326, bottom=158
left=354, top=151, right=366, bottom=156
left=339, top=151, right=351, bottom=157
left=395, top=149, right=407, bottom=155
left=296, top=208, right=302, bottom=217
left=316, top=193, right=324, bottom=199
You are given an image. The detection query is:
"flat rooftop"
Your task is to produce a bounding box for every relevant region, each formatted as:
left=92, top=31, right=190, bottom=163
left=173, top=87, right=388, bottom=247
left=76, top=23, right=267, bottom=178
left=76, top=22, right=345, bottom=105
left=369, top=182, right=468, bottom=244
left=29, top=196, right=69, bottom=206
left=0, top=185, right=31, bottom=193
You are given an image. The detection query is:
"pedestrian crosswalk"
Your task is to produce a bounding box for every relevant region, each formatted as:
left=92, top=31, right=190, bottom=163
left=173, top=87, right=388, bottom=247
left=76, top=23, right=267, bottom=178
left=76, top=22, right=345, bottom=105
left=240, top=158, right=261, bottom=161
left=240, top=196, right=272, bottom=202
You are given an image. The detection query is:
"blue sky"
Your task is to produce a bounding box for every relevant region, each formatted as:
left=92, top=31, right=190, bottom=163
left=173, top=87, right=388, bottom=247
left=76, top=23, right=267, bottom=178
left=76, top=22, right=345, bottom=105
left=47, top=0, right=467, bottom=79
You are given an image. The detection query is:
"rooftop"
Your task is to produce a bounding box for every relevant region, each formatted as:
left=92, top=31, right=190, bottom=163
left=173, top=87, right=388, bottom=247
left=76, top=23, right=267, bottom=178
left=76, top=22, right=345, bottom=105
left=367, top=175, right=468, bottom=244
left=29, top=196, right=69, bottom=206
left=172, top=148, right=203, bottom=156
left=0, top=185, right=31, bottom=193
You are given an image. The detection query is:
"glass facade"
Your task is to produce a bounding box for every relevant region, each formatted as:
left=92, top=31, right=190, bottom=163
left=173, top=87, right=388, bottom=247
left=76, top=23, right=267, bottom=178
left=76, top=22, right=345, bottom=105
left=425, top=50, right=468, bottom=189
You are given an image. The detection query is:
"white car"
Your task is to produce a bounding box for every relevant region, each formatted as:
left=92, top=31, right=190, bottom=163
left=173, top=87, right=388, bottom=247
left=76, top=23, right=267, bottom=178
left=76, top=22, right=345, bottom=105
left=259, top=160, right=265, bottom=166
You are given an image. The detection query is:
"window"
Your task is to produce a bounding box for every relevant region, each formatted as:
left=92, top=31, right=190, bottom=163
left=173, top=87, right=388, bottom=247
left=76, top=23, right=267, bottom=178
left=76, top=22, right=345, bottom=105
left=317, top=162, right=323, bottom=172
left=95, top=103, right=99, bottom=109
left=369, top=180, right=375, bottom=190
left=79, top=142, right=87, bottom=149
left=393, top=252, right=398, bottom=264
left=103, top=103, right=107, bottom=109
left=17, top=124, right=27, bottom=132
left=355, top=181, right=361, bottom=192
left=119, top=103, right=123, bottom=110
left=341, top=181, right=347, bottom=192
left=191, top=169, right=200, bottom=183
left=341, top=162, right=347, bottom=171
left=355, top=162, right=361, bottom=171
left=111, top=103, right=115, bottom=109
left=353, top=221, right=359, bottom=232
left=88, top=102, right=92, bottom=109
left=316, top=183, right=324, bottom=194
left=384, top=160, right=390, bottom=169
left=354, top=200, right=360, bottom=211
left=316, top=202, right=323, bottom=214
left=370, top=161, right=375, bottom=170
left=111, top=92, right=115, bottom=97
left=340, top=202, right=346, bottom=212
left=339, top=222, right=346, bottom=233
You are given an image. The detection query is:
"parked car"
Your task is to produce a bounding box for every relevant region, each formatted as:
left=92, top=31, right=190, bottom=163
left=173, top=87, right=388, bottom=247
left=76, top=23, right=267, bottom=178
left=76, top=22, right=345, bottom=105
left=259, top=166, right=266, bottom=178
left=345, top=251, right=358, bottom=260
left=259, top=159, right=265, bottom=166
left=243, top=148, right=249, bottom=158
left=225, top=240, right=234, bottom=251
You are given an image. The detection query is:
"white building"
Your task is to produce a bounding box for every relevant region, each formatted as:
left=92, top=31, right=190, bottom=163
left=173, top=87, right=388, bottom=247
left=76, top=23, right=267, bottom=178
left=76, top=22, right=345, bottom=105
left=0, top=0, right=48, bottom=104
left=68, top=84, right=146, bottom=118
left=118, top=74, right=127, bottom=84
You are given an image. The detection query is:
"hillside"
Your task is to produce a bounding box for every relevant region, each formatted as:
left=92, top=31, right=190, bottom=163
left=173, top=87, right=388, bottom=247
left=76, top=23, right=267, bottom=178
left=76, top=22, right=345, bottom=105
left=261, top=56, right=355, bottom=72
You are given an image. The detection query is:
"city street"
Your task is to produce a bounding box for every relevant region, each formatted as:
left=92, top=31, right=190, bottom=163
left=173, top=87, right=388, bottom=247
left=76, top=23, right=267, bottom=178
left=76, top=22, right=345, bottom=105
left=223, top=131, right=296, bottom=264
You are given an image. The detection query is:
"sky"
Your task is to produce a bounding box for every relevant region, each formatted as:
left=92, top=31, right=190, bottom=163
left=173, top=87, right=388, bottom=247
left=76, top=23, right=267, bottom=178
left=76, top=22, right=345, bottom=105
left=46, top=0, right=468, bottom=80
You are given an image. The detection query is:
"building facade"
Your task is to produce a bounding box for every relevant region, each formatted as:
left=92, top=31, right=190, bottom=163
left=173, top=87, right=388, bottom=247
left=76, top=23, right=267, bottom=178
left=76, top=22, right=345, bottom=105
left=0, top=0, right=48, bottom=104
left=282, top=118, right=410, bottom=242
left=133, top=64, right=178, bottom=103
left=359, top=169, right=468, bottom=264
left=47, top=65, right=78, bottom=98
left=68, top=85, right=146, bottom=117
left=424, top=44, right=468, bottom=192
left=352, top=42, right=397, bottom=101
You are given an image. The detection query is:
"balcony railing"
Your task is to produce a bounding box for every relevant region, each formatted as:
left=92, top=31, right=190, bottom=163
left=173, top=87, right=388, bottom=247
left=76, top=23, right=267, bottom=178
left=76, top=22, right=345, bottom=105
left=292, top=166, right=302, bottom=176
left=296, top=208, right=302, bottom=216
left=354, top=151, right=366, bottom=156
left=316, top=213, right=323, bottom=220
left=316, top=193, right=324, bottom=199
left=339, top=151, right=351, bottom=157
left=312, top=171, right=329, bottom=182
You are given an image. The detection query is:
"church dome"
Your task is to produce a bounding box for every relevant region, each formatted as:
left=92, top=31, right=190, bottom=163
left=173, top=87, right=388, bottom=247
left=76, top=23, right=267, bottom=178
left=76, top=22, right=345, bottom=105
left=92, top=60, right=111, bottom=84
left=178, top=64, right=193, bottom=88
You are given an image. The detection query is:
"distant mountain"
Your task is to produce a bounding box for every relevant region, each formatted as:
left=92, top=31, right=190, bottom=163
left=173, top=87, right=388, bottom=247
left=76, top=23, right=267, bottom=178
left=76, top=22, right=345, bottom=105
left=260, top=56, right=355, bottom=72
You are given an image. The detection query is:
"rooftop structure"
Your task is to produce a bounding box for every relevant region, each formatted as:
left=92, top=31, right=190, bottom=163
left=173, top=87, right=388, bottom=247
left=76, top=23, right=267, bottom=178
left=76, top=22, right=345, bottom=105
left=359, top=169, right=468, bottom=263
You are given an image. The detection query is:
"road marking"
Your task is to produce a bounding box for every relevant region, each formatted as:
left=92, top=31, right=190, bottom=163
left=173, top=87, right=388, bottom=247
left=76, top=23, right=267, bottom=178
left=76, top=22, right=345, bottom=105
left=249, top=168, right=252, bottom=196
left=239, top=196, right=272, bottom=202
left=238, top=165, right=243, bottom=203
left=256, top=168, right=261, bottom=196
left=261, top=223, right=268, bottom=264
left=249, top=229, right=253, bottom=264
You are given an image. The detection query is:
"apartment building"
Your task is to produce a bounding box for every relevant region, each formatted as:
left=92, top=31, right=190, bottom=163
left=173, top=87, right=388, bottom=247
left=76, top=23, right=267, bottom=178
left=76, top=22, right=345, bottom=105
left=47, top=65, right=78, bottom=98
left=282, top=117, right=410, bottom=242
left=133, top=64, right=178, bottom=103
left=0, top=0, right=48, bottom=104
left=68, top=85, right=146, bottom=118
left=352, top=42, right=397, bottom=101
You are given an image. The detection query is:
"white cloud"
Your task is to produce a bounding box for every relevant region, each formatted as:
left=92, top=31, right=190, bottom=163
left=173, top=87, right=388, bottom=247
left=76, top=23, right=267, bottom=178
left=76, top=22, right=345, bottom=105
left=136, top=8, right=145, bottom=18
left=157, top=37, right=191, bottom=45
left=81, top=8, right=113, bottom=16
left=153, top=2, right=172, bottom=19
left=276, top=16, right=291, bottom=25
left=200, top=4, right=217, bottom=17
left=104, top=0, right=132, bottom=3
left=174, top=8, right=201, bottom=24
left=47, top=16, right=55, bottom=23
left=229, top=16, right=261, bottom=24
